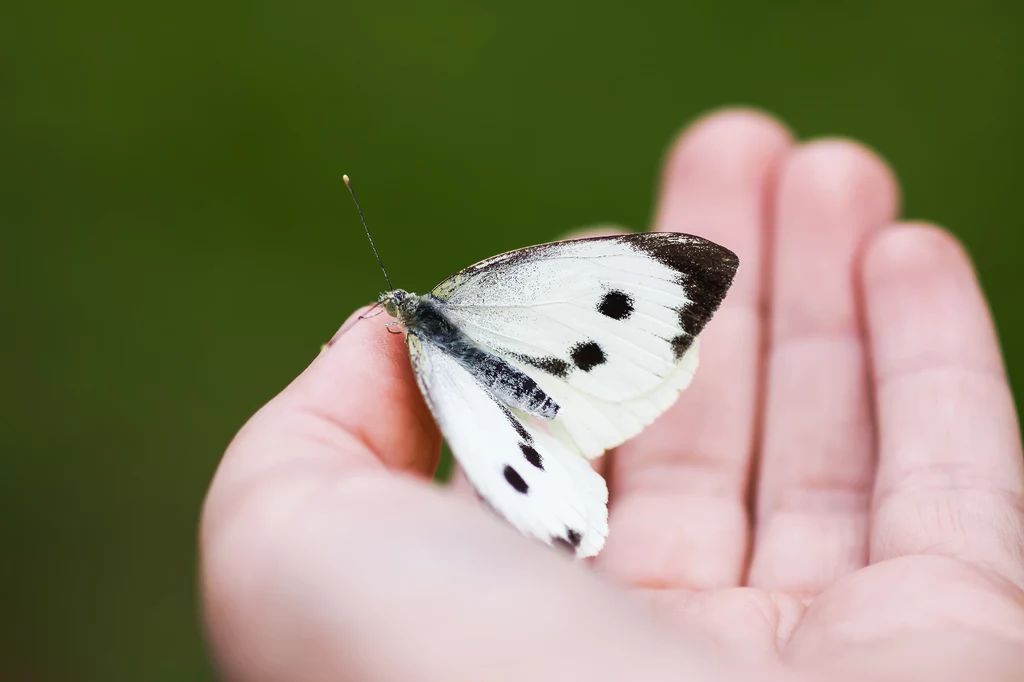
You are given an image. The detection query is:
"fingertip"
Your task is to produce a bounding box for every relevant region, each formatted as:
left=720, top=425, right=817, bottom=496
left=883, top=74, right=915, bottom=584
left=780, top=139, right=901, bottom=228
left=662, top=108, right=794, bottom=192
left=304, top=306, right=442, bottom=475
left=317, top=305, right=408, bottom=375
left=861, top=221, right=1005, bottom=382
left=677, top=107, right=794, bottom=151
left=325, top=305, right=377, bottom=348
left=227, top=304, right=441, bottom=484
left=862, top=222, right=973, bottom=286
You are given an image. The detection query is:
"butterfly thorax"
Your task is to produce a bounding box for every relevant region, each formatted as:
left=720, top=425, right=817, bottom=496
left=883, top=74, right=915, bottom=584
left=381, top=289, right=560, bottom=420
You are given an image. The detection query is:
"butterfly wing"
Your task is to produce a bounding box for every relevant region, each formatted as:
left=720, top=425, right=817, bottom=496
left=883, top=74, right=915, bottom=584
left=408, top=333, right=608, bottom=557
left=431, top=233, right=737, bottom=458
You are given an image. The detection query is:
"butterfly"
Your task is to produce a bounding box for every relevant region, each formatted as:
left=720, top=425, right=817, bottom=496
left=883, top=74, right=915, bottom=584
left=345, top=177, right=738, bottom=558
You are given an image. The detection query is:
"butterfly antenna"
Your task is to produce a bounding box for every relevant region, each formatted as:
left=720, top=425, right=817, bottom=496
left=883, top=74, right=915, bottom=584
left=343, top=174, right=394, bottom=292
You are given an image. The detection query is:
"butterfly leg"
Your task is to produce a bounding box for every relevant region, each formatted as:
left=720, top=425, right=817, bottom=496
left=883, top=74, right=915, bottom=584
left=385, top=321, right=403, bottom=334
left=358, top=303, right=385, bottom=320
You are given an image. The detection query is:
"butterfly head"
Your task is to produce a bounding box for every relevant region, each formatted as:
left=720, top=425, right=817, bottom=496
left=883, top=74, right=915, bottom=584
left=379, top=289, right=412, bottom=318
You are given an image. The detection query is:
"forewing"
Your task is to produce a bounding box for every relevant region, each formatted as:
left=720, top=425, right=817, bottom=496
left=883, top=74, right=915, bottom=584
left=432, top=233, right=737, bottom=457
left=408, top=334, right=608, bottom=557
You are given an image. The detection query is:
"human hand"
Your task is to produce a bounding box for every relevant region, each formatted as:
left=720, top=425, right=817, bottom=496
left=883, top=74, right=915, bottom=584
left=201, top=109, right=1024, bottom=681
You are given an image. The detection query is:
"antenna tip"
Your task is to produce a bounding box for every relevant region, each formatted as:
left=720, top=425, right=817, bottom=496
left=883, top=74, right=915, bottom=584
left=342, top=174, right=351, bottom=186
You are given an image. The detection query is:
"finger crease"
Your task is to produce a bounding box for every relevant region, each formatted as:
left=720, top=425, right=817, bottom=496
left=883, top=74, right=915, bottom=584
left=875, top=361, right=1009, bottom=395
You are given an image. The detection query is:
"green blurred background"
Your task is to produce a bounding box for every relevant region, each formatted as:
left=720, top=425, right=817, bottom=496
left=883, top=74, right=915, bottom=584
left=3, top=0, right=1021, bottom=679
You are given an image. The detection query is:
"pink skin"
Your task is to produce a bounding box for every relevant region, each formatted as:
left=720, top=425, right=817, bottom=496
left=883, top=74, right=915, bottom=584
left=201, top=110, right=1024, bottom=682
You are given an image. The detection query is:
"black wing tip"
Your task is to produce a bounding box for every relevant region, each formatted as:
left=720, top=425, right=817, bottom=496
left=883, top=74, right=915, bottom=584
left=617, top=231, right=739, bottom=270
left=540, top=230, right=738, bottom=276
left=622, top=232, right=740, bottom=340
left=535, top=231, right=740, bottom=282
left=432, top=231, right=738, bottom=300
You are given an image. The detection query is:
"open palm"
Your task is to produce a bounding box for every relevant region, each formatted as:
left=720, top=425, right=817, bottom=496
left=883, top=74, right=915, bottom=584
left=202, top=110, right=1024, bottom=682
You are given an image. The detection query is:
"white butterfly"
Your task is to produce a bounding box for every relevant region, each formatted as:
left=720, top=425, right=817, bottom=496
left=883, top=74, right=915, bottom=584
left=345, top=179, right=738, bottom=558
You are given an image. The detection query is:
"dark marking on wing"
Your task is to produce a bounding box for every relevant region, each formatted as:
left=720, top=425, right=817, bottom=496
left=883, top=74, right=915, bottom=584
left=597, top=290, right=634, bottom=320
left=520, top=442, right=543, bottom=470
left=670, top=333, right=692, bottom=361
left=676, top=304, right=710, bottom=344
left=498, top=404, right=533, bottom=444
left=432, top=232, right=736, bottom=309
left=565, top=528, right=583, bottom=548
left=514, top=353, right=571, bottom=379
left=503, top=465, right=529, bottom=494
left=624, top=233, right=738, bottom=339
left=551, top=528, right=583, bottom=553
left=570, top=341, right=606, bottom=372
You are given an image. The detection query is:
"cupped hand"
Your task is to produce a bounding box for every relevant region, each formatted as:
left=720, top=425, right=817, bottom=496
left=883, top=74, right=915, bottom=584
left=201, top=110, right=1024, bottom=682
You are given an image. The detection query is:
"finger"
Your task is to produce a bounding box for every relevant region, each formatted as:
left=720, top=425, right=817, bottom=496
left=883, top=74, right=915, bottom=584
left=200, top=323, right=752, bottom=682
left=748, top=141, right=899, bottom=594
left=864, top=224, right=1024, bottom=587
left=205, top=308, right=441, bottom=519
left=599, top=109, right=792, bottom=589
left=201, top=305, right=443, bottom=562
left=201, top=307, right=443, bottom=676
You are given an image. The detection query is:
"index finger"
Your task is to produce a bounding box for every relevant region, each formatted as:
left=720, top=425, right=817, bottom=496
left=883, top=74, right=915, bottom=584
left=207, top=307, right=441, bottom=516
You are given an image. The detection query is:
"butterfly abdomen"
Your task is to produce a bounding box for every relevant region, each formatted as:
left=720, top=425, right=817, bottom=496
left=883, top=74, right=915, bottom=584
left=402, top=295, right=560, bottom=419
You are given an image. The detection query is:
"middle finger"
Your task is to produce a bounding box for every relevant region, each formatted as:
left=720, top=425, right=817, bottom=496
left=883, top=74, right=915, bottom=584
left=598, top=110, right=791, bottom=589
left=748, top=140, right=898, bottom=594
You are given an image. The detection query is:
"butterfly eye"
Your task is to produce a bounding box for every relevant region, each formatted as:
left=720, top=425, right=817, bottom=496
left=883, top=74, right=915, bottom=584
left=380, top=290, right=408, bottom=317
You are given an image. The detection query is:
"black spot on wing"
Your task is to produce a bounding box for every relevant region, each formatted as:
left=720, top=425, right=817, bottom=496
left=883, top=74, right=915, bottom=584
left=670, top=333, right=693, bottom=361
left=503, top=465, right=529, bottom=494
left=520, top=443, right=543, bottom=470
left=551, top=529, right=583, bottom=554
left=621, top=233, right=739, bottom=338
left=497, top=404, right=532, bottom=444
left=514, top=353, right=571, bottom=379
left=565, top=528, right=583, bottom=548
left=597, top=290, right=634, bottom=320
left=570, top=341, right=606, bottom=372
